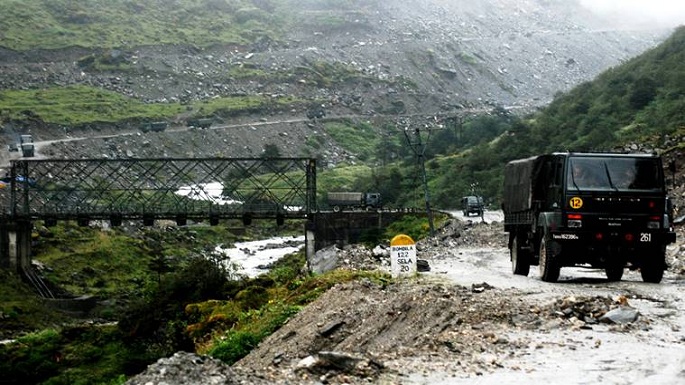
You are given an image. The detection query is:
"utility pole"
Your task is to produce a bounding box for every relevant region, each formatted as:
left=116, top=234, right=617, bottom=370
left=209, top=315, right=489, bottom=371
left=404, top=126, right=435, bottom=236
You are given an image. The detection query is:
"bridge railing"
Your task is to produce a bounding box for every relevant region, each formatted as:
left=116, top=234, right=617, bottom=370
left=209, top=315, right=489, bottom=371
left=0, top=157, right=316, bottom=222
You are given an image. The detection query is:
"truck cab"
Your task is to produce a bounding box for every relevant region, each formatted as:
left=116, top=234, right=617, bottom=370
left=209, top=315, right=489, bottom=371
left=461, top=195, right=484, bottom=217
left=503, top=152, right=676, bottom=283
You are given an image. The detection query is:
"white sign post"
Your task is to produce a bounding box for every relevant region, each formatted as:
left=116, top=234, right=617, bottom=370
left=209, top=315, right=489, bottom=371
left=390, top=234, right=416, bottom=278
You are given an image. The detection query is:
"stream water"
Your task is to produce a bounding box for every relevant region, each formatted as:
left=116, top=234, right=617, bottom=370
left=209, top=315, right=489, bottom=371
left=214, top=236, right=305, bottom=278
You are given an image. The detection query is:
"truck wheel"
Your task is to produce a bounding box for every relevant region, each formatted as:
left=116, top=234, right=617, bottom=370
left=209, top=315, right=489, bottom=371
left=605, top=262, right=624, bottom=282
left=538, top=232, right=560, bottom=282
left=333, top=206, right=341, bottom=213
left=511, top=235, right=530, bottom=276
left=640, top=248, right=665, bottom=283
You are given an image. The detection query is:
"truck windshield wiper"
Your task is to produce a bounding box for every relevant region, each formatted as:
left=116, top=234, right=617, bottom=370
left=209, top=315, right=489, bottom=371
left=603, top=162, right=618, bottom=191
left=570, top=164, right=580, bottom=190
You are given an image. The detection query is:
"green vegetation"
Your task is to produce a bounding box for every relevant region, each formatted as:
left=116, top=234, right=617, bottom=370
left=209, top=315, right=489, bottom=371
left=33, top=221, right=245, bottom=300
left=0, top=86, right=299, bottom=125
left=385, top=214, right=438, bottom=243
left=0, top=85, right=181, bottom=125
left=324, top=120, right=379, bottom=161
left=2, top=12, right=685, bottom=385
left=0, top=0, right=379, bottom=51
left=0, top=217, right=402, bottom=384
left=0, top=325, right=131, bottom=385
left=0, top=270, right=74, bottom=338
left=530, top=27, right=685, bottom=152
left=347, top=27, right=685, bottom=208
left=0, top=0, right=283, bottom=50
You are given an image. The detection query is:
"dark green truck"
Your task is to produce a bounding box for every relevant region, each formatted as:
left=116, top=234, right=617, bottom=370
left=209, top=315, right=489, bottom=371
left=503, top=152, right=676, bottom=283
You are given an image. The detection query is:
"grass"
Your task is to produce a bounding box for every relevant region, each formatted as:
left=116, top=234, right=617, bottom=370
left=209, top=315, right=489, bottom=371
left=0, top=0, right=283, bottom=50
left=0, top=86, right=304, bottom=125
left=0, top=85, right=182, bottom=125
left=0, top=270, right=72, bottom=339
left=324, top=120, right=379, bottom=162
left=31, top=220, right=249, bottom=302
left=0, top=209, right=431, bottom=384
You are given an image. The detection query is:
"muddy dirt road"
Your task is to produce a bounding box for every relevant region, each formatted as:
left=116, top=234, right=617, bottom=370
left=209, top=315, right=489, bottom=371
left=416, top=218, right=685, bottom=385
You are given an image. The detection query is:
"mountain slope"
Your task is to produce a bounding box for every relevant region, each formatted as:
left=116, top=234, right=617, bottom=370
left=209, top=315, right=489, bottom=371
left=530, top=26, right=685, bottom=151
left=0, top=0, right=681, bottom=208
left=0, top=0, right=672, bottom=126
left=428, top=26, right=685, bottom=207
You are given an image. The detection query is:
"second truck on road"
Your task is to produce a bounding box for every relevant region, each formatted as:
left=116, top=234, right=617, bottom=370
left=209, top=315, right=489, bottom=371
left=326, top=192, right=382, bottom=212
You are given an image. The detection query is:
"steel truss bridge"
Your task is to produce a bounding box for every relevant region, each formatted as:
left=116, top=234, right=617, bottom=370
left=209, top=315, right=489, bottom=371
left=1, top=157, right=316, bottom=226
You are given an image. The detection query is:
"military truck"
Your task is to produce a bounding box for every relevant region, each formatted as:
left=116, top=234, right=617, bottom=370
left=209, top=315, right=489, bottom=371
left=187, top=118, right=213, bottom=129
left=502, top=152, right=676, bottom=283
left=21, top=142, right=35, bottom=157
left=461, top=195, right=484, bottom=217
left=20, top=134, right=33, bottom=145
left=19, top=135, right=35, bottom=157
left=327, top=192, right=381, bottom=212
left=140, top=121, right=168, bottom=133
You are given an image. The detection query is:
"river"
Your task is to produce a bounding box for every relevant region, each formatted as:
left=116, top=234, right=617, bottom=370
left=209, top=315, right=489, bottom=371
left=214, top=235, right=305, bottom=278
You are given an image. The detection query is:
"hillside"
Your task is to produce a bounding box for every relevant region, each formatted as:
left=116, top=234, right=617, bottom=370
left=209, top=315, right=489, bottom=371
left=0, top=1, right=671, bottom=134
left=425, top=26, right=685, bottom=208
left=1, top=0, right=679, bottom=209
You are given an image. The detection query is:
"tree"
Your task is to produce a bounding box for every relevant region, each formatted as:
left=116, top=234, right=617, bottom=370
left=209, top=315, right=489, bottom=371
left=261, top=143, right=281, bottom=158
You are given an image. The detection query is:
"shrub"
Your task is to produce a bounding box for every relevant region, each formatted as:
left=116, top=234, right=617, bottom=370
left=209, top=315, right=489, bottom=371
left=117, top=256, right=230, bottom=355
left=235, top=285, right=269, bottom=310
left=384, top=215, right=431, bottom=241
left=208, top=331, right=260, bottom=364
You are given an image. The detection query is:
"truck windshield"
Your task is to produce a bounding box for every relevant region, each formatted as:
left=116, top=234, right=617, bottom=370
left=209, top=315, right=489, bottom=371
left=567, top=157, right=662, bottom=191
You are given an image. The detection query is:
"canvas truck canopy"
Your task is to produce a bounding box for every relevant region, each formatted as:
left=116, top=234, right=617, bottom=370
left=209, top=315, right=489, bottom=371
left=502, top=155, right=548, bottom=213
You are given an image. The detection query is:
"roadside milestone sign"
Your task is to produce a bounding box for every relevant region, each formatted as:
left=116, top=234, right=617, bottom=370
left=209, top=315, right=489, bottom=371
left=390, top=234, right=416, bottom=278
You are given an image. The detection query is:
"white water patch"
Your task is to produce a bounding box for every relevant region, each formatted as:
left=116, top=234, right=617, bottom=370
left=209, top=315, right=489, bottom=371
left=175, top=182, right=241, bottom=205
left=215, top=236, right=305, bottom=278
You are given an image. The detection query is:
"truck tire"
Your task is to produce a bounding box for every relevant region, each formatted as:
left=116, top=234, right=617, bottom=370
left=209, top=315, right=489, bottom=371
left=605, top=262, right=624, bottom=282
left=538, top=231, right=560, bottom=282
left=511, top=235, right=530, bottom=276
left=333, top=206, right=341, bottom=213
left=640, top=247, right=666, bottom=283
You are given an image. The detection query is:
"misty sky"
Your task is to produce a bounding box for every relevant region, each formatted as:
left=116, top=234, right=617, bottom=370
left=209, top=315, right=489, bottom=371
left=580, top=0, right=685, bottom=28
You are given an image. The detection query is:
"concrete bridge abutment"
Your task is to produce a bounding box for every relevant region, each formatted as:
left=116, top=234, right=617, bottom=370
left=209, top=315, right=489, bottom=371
left=0, top=220, right=32, bottom=273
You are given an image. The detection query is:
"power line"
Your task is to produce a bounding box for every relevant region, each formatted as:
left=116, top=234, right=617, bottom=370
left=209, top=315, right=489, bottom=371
left=403, top=125, right=435, bottom=236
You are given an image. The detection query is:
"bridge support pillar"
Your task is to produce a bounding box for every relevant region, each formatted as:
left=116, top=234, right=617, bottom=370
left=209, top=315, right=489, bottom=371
left=0, top=222, right=8, bottom=269
left=305, top=220, right=316, bottom=271
left=6, top=221, right=32, bottom=273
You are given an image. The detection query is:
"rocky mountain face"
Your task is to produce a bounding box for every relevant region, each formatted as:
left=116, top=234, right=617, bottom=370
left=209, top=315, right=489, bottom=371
left=0, top=0, right=670, bottom=160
